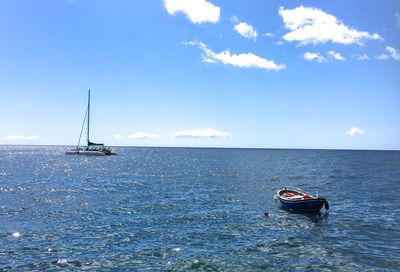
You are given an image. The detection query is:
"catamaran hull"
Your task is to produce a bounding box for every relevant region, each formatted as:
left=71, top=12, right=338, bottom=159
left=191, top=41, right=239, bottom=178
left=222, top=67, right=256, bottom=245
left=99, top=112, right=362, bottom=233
left=65, top=150, right=114, bottom=156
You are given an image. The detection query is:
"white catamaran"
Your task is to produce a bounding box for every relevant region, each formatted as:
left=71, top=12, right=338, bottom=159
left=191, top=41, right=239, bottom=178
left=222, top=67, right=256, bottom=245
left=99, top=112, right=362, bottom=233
left=66, top=90, right=117, bottom=156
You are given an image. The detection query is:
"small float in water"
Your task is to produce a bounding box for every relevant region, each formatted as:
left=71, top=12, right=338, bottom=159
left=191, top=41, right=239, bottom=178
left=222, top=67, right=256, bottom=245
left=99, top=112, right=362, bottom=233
left=275, top=187, right=329, bottom=213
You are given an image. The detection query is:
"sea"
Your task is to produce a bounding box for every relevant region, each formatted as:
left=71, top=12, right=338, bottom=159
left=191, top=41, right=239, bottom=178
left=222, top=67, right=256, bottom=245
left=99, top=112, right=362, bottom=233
left=0, top=145, right=399, bottom=271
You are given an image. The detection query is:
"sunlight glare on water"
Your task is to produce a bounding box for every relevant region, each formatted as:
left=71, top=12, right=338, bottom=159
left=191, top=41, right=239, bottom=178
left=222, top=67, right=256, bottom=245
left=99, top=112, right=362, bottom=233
left=0, top=146, right=399, bottom=271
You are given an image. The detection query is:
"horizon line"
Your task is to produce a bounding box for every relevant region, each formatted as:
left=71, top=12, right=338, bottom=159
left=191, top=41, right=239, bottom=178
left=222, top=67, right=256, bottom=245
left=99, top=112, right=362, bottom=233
left=0, top=144, right=399, bottom=152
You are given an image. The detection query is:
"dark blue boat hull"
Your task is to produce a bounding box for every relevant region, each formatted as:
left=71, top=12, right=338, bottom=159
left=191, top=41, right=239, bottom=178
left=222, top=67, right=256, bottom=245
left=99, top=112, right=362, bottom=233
left=279, top=198, right=325, bottom=213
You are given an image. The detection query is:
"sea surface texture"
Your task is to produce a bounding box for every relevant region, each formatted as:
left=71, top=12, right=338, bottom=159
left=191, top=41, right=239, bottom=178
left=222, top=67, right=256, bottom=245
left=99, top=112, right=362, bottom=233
left=0, top=146, right=399, bottom=271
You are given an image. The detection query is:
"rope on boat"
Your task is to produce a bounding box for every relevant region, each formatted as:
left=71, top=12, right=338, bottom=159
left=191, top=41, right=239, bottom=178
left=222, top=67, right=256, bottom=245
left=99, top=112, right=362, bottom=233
left=76, top=107, right=88, bottom=149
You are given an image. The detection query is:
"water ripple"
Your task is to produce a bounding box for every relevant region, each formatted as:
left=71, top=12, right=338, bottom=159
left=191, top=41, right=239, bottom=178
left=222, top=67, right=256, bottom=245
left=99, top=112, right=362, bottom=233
left=0, top=146, right=399, bottom=271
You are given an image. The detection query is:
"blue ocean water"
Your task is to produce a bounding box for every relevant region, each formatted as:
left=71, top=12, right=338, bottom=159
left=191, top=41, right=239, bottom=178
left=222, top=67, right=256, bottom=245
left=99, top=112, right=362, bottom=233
left=0, top=146, right=399, bottom=271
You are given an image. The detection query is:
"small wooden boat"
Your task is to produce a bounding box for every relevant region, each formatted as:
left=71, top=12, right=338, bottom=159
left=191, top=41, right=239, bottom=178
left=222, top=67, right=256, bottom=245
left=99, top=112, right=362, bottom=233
left=275, top=187, right=329, bottom=213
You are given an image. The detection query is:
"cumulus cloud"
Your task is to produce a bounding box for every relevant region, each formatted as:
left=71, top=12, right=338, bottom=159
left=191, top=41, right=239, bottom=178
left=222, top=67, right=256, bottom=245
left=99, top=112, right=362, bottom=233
left=128, top=132, right=161, bottom=140
left=346, top=127, right=365, bottom=136
left=185, top=41, right=285, bottom=71
left=377, top=46, right=400, bottom=61
left=5, top=135, right=39, bottom=140
left=385, top=46, right=400, bottom=61
left=234, top=22, right=258, bottom=40
left=171, top=128, right=232, bottom=138
left=279, top=6, right=382, bottom=45
left=113, top=134, right=123, bottom=139
left=328, top=50, right=346, bottom=61
left=164, top=0, right=220, bottom=24
left=356, top=54, right=370, bottom=60
left=304, top=52, right=325, bottom=63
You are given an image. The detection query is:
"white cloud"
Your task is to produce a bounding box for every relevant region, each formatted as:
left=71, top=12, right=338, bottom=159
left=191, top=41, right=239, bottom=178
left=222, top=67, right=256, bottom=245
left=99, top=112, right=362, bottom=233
left=230, top=15, right=239, bottom=23
left=346, top=127, right=365, bottom=136
left=304, top=51, right=346, bottom=62
left=279, top=6, right=382, bottom=45
left=377, top=53, right=389, bottom=60
left=234, top=22, right=258, bottom=40
left=395, top=12, right=400, bottom=28
left=264, top=32, right=275, bottom=37
left=164, top=0, right=220, bottom=24
left=304, top=52, right=325, bottom=63
left=128, top=132, right=161, bottom=140
left=377, top=46, right=400, bottom=61
left=171, top=128, right=233, bottom=138
left=386, top=46, right=400, bottom=61
left=356, top=54, right=370, bottom=61
left=185, top=41, right=285, bottom=71
left=113, top=134, right=123, bottom=139
left=182, top=41, right=198, bottom=46
left=5, top=135, right=39, bottom=140
left=328, top=50, right=346, bottom=61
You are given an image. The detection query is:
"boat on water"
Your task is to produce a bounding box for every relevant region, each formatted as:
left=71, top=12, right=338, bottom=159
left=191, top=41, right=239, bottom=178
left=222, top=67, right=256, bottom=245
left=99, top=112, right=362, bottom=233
left=275, top=187, right=329, bottom=213
left=66, top=90, right=117, bottom=156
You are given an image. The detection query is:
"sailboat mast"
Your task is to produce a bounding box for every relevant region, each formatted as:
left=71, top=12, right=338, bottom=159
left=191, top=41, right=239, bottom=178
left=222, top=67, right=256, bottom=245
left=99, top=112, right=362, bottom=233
left=87, top=89, right=90, bottom=146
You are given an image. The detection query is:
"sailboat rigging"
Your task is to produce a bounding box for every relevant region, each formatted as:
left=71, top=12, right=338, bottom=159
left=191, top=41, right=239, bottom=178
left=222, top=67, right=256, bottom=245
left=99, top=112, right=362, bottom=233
left=66, top=90, right=117, bottom=156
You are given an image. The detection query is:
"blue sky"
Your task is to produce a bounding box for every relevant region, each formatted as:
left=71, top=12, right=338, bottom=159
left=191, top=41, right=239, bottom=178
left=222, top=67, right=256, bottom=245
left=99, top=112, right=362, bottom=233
left=0, top=0, right=399, bottom=149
